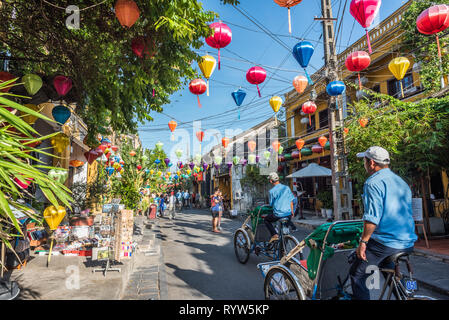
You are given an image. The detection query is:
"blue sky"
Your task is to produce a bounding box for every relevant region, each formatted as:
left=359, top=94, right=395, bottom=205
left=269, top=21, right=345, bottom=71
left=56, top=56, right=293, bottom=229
left=138, top=0, right=407, bottom=161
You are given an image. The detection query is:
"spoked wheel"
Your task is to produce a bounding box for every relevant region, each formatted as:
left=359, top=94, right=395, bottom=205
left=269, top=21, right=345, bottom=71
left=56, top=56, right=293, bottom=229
left=264, top=266, right=302, bottom=300
left=283, top=235, right=303, bottom=260
left=234, top=230, right=250, bottom=264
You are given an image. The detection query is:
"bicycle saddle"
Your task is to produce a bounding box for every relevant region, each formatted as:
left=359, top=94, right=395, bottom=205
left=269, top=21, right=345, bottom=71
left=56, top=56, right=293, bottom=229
left=384, top=251, right=410, bottom=264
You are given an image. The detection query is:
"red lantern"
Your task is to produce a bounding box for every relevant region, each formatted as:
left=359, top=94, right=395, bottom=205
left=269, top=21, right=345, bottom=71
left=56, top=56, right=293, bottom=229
left=115, top=0, right=140, bottom=28
left=359, top=118, right=368, bottom=128
left=417, top=4, right=449, bottom=59
left=302, top=101, right=317, bottom=126
left=111, top=146, right=119, bottom=153
left=84, top=150, right=99, bottom=165
left=0, top=72, right=15, bottom=93
left=189, top=79, right=207, bottom=108
left=222, top=137, right=230, bottom=148
left=120, top=160, right=125, bottom=165
left=196, top=131, right=204, bottom=143
left=205, top=22, right=232, bottom=70
left=345, top=51, right=371, bottom=90
left=246, top=66, right=267, bottom=97
left=349, top=0, right=382, bottom=54
left=312, top=145, right=323, bottom=154
left=53, top=75, right=73, bottom=97
left=105, top=152, right=112, bottom=160
left=137, top=165, right=142, bottom=170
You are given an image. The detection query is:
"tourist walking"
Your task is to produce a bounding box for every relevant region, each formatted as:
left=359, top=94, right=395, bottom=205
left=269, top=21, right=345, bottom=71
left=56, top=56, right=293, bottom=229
left=217, top=190, right=224, bottom=230
left=349, top=146, right=418, bottom=300
left=168, top=191, right=176, bottom=220
left=159, top=193, right=166, bottom=217
left=210, top=188, right=221, bottom=233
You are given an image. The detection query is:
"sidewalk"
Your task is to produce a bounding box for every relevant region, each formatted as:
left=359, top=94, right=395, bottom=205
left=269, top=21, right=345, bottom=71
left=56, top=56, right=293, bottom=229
left=292, top=212, right=449, bottom=297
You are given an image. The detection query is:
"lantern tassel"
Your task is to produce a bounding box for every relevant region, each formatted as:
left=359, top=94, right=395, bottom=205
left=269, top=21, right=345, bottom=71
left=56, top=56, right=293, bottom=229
left=335, top=97, right=339, bottom=110
left=275, top=113, right=277, bottom=126
left=171, top=133, right=175, bottom=141
left=436, top=34, right=442, bottom=59
left=238, top=107, right=240, bottom=120
left=218, top=49, right=221, bottom=70
left=257, top=84, right=261, bottom=97
left=304, top=69, right=313, bottom=85
left=358, top=73, right=362, bottom=90
left=207, top=79, right=210, bottom=96
left=153, top=88, right=155, bottom=97
left=400, top=81, right=404, bottom=98
left=288, top=7, right=292, bottom=34
left=197, top=95, right=202, bottom=108
left=309, top=114, right=311, bottom=126
left=366, top=29, right=372, bottom=54
left=47, top=237, right=54, bottom=267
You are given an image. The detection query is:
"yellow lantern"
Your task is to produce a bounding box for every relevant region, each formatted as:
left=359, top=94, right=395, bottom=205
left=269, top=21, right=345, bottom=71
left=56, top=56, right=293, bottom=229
left=187, top=169, right=191, bottom=175
left=198, top=55, right=217, bottom=96
left=50, top=132, right=70, bottom=154
left=157, top=171, right=162, bottom=177
left=177, top=170, right=181, bottom=176
left=167, top=172, right=171, bottom=177
left=269, top=96, right=283, bottom=124
left=43, top=206, right=66, bottom=231
left=388, top=57, right=411, bottom=98
left=22, top=104, right=41, bottom=125
left=150, top=169, right=154, bottom=175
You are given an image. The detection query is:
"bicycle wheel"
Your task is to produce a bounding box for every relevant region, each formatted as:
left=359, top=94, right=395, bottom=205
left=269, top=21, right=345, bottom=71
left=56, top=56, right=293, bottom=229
left=264, top=266, right=303, bottom=300
left=234, top=229, right=250, bottom=264
left=283, top=235, right=303, bottom=260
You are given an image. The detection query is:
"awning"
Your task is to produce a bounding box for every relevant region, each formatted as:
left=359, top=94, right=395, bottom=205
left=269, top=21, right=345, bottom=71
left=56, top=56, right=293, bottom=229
left=286, top=163, right=332, bottom=178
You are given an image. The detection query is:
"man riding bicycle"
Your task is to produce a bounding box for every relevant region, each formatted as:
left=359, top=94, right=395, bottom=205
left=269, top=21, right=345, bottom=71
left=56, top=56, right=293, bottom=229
left=265, top=172, right=295, bottom=243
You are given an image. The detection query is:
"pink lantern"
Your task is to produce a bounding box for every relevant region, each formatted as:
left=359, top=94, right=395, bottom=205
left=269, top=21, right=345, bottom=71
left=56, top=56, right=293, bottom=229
left=246, top=66, right=267, bottom=98
left=349, top=0, right=382, bottom=54
left=53, top=75, right=73, bottom=97
left=302, top=101, right=317, bottom=126
left=205, top=22, right=232, bottom=70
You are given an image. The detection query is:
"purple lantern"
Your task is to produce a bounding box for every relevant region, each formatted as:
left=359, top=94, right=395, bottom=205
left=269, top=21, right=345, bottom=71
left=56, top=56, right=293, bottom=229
left=256, top=155, right=260, bottom=163
left=177, top=161, right=183, bottom=168
left=164, top=158, right=170, bottom=166
left=214, top=164, right=219, bottom=170
left=202, top=163, right=208, bottom=171
left=189, top=162, right=195, bottom=170
left=227, top=162, right=233, bottom=169
left=241, top=158, right=248, bottom=166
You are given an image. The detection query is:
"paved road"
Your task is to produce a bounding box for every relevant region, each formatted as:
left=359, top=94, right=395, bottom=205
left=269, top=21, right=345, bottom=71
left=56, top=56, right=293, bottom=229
left=157, top=208, right=447, bottom=300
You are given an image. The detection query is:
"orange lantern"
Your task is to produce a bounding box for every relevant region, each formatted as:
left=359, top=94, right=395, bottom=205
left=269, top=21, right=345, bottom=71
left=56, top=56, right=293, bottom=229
left=222, top=137, right=230, bottom=148
left=115, top=0, right=140, bottom=28
left=318, top=136, right=328, bottom=156
left=129, top=150, right=136, bottom=156
left=70, top=160, right=85, bottom=168
left=293, top=75, right=308, bottom=94
left=272, top=140, right=281, bottom=153
left=196, top=131, right=204, bottom=153
left=248, top=140, right=256, bottom=152
left=295, top=139, right=305, bottom=160
left=273, top=0, right=303, bottom=34
left=359, top=118, right=368, bottom=128
left=344, top=127, right=349, bottom=135
left=168, top=120, right=177, bottom=141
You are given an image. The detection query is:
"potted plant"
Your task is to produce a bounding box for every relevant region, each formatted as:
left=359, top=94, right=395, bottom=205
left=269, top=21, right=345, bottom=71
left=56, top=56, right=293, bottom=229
left=317, top=190, right=333, bottom=219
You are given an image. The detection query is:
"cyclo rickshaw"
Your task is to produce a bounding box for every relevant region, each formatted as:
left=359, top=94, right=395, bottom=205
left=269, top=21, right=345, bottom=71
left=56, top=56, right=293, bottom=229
left=234, top=205, right=300, bottom=264
left=258, top=220, right=435, bottom=300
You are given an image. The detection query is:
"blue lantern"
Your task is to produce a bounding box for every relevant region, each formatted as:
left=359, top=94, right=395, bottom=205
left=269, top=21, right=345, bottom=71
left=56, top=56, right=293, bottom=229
left=114, top=156, right=120, bottom=163
left=106, top=167, right=115, bottom=176
left=326, top=81, right=346, bottom=110
left=101, top=138, right=111, bottom=144
left=145, top=169, right=150, bottom=174
left=231, top=88, right=246, bottom=119
left=168, top=163, right=173, bottom=167
left=52, top=105, right=71, bottom=125
left=174, top=175, right=179, bottom=180
left=292, top=41, right=314, bottom=85
left=155, top=159, right=161, bottom=165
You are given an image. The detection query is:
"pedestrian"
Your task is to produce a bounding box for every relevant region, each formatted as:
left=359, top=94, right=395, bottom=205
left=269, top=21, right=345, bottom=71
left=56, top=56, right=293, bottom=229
left=210, top=187, right=221, bottom=233
left=192, top=191, right=196, bottom=207
left=217, top=190, right=224, bottom=230
left=159, top=193, right=165, bottom=217
left=168, top=191, right=176, bottom=220
left=349, top=146, right=418, bottom=300
left=265, top=172, right=295, bottom=243
left=176, top=190, right=183, bottom=211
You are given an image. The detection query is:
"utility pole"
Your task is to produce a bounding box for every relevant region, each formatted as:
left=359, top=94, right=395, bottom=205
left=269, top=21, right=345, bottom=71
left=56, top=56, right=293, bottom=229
left=316, top=0, right=353, bottom=220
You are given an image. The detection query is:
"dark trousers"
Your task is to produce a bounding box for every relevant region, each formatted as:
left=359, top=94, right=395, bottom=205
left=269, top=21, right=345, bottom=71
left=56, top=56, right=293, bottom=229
left=349, top=239, right=413, bottom=300
left=264, top=214, right=291, bottom=237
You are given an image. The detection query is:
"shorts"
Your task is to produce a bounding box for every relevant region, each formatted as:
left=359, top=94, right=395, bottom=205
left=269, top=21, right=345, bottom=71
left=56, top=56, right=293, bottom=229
left=211, top=209, right=219, bottom=218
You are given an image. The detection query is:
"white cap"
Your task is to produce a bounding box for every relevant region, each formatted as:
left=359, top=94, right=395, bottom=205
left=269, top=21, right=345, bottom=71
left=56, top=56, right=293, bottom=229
left=268, top=172, right=279, bottom=182
left=356, top=146, right=390, bottom=165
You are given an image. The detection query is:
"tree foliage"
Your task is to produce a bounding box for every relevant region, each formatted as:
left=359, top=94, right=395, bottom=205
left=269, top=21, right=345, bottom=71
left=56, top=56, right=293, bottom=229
left=0, top=0, right=218, bottom=139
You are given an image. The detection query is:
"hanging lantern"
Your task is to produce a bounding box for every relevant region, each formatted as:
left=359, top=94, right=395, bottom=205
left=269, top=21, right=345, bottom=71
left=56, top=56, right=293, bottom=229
left=214, top=155, right=223, bottom=166
left=292, top=41, right=315, bottom=85
left=349, top=0, right=382, bottom=54
left=131, top=36, right=156, bottom=59
left=273, top=0, right=303, bottom=34
left=302, top=101, right=317, bottom=126
left=272, top=140, right=281, bottom=153
left=115, top=0, right=140, bottom=28
left=111, top=145, right=119, bottom=153
left=156, top=141, right=164, bottom=150
left=269, top=96, right=283, bottom=125
left=278, top=146, right=284, bottom=155
left=205, top=21, right=232, bottom=70
left=248, top=140, right=256, bottom=152
left=417, top=5, right=449, bottom=60
left=43, top=206, right=66, bottom=231
left=222, top=137, right=230, bottom=148
left=292, top=150, right=300, bottom=159
left=231, top=88, right=246, bottom=119
left=48, top=169, right=68, bottom=184
left=246, top=66, right=267, bottom=97
left=150, top=169, right=154, bottom=175
left=359, top=118, right=368, bottom=128
left=53, top=75, right=72, bottom=97
left=324, top=141, right=330, bottom=150
left=14, top=176, right=33, bottom=189
left=0, top=72, right=15, bottom=93
left=51, top=133, right=70, bottom=153
left=226, top=162, right=233, bottom=170
left=326, top=81, right=346, bottom=109
left=164, top=158, right=171, bottom=167
left=154, top=159, right=161, bottom=165
left=293, top=75, right=308, bottom=94
left=318, top=136, right=328, bottom=156
left=189, top=79, right=207, bottom=108
left=232, top=156, right=240, bottom=166
left=312, top=144, right=323, bottom=154
left=388, top=57, right=410, bottom=98
left=345, top=51, right=371, bottom=90
left=196, top=131, right=204, bottom=153
left=175, top=149, right=183, bottom=159
left=344, top=127, right=349, bottom=135
left=198, top=55, right=216, bottom=96
left=301, top=147, right=312, bottom=156
left=168, top=120, right=177, bottom=141
left=137, top=165, right=142, bottom=170
left=84, top=149, right=99, bottom=165
left=248, top=154, right=256, bottom=165
left=129, top=150, right=136, bottom=157
left=22, top=74, right=42, bottom=96
left=69, top=160, right=84, bottom=168
left=189, top=162, right=195, bottom=170
left=21, top=104, right=40, bottom=125
left=263, top=150, right=271, bottom=161
left=295, top=139, right=305, bottom=160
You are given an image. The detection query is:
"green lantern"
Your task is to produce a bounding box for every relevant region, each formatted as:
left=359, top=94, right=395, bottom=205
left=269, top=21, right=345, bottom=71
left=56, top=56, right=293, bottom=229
left=264, top=150, right=271, bottom=161
left=175, top=149, right=183, bottom=158
left=301, top=147, right=312, bottom=156
left=284, top=153, right=293, bottom=161
left=155, top=141, right=163, bottom=150
left=324, top=141, right=330, bottom=150
left=214, top=155, right=223, bottom=165
left=233, top=156, right=240, bottom=166
left=22, top=74, right=43, bottom=96
left=248, top=154, right=256, bottom=165
left=278, top=146, right=284, bottom=155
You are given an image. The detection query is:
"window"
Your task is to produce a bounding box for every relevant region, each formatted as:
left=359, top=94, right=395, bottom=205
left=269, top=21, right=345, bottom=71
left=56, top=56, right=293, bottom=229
left=233, top=141, right=236, bottom=157
left=306, top=115, right=316, bottom=133
left=244, top=140, right=248, bottom=158
left=387, top=73, right=413, bottom=98
left=266, top=129, right=270, bottom=149
left=318, top=110, right=328, bottom=129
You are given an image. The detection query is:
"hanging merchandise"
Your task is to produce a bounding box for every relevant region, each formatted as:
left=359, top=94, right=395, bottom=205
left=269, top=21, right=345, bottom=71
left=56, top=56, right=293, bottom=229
left=222, top=137, right=230, bottom=149
left=388, top=57, right=410, bottom=98
left=189, top=79, right=207, bottom=108
left=175, top=149, right=183, bottom=159
left=53, top=75, right=73, bottom=97
left=115, top=0, right=140, bottom=28
left=318, top=136, right=328, bottom=156
left=248, top=140, right=256, bottom=152
left=231, top=88, right=246, bottom=119
left=345, top=51, right=371, bottom=90
left=293, top=75, right=308, bottom=94
left=302, top=101, right=317, bottom=125
left=69, top=160, right=84, bottom=168
left=48, top=168, right=68, bottom=184
left=106, top=167, right=115, bottom=176
left=22, top=104, right=40, bottom=125
left=156, top=141, right=164, bottom=150
left=349, top=0, right=382, bottom=54
left=22, top=74, right=42, bottom=96
left=326, top=81, right=346, bottom=109
left=359, top=118, right=368, bottom=128
left=84, top=150, right=99, bottom=165
left=198, top=55, right=216, bottom=96
left=0, top=71, right=15, bottom=93
left=205, top=21, right=232, bottom=70
left=292, top=41, right=315, bottom=85
left=168, top=120, right=177, bottom=141
left=51, top=133, right=70, bottom=153
left=246, top=66, right=267, bottom=97
left=417, top=4, right=449, bottom=60
left=273, top=0, right=303, bottom=34
left=269, top=96, right=283, bottom=125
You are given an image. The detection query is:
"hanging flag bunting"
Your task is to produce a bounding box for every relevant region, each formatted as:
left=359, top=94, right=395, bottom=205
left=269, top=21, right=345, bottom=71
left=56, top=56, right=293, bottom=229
left=205, top=21, right=232, bottom=70
left=246, top=66, right=267, bottom=97
left=231, top=88, right=246, bottom=119
left=349, top=0, right=382, bottom=54
left=292, top=41, right=314, bottom=85
left=198, top=55, right=216, bottom=96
